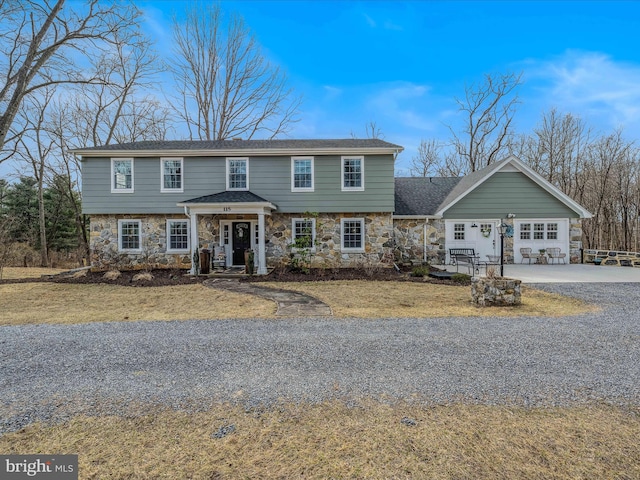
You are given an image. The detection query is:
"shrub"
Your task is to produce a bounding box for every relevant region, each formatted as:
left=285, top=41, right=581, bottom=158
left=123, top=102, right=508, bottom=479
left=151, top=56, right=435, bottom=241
left=411, top=265, right=430, bottom=277
left=451, top=273, right=471, bottom=284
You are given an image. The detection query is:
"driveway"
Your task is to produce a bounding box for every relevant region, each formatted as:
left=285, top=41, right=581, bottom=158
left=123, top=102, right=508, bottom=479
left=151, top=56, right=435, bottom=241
left=447, top=263, right=640, bottom=283
left=2, top=282, right=639, bottom=435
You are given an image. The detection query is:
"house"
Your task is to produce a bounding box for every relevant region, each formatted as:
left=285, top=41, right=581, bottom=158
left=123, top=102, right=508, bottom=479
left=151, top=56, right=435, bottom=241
left=393, top=155, right=592, bottom=265
left=73, top=140, right=591, bottom=273
left=74, top=139, right=403, bottom=274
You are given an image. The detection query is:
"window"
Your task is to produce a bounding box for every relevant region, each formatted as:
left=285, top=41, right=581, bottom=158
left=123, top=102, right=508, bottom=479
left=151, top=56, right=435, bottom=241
left=166, top=220, right=189, bottom=252
left=520, top=223, right=531, bottom=240
left=454, top=223, right=465, bottom=240
left=111, top=158, right=133, bottom=193
left=292, top=218, right=316, bottom=250
left=342, top=156, right=364, bottom=191
left=161, top=158, right=183, bottom=192
left=118, top=220, right=141, bottom=251
left=227, top=158, right=248, bottom=190
left=533, top=223, right=545, bottom=240
left=341, top=218, right=364, bottom=252
left=547, top=223, right=558, bottom=240
left=292, top=157, right=314, bottom=191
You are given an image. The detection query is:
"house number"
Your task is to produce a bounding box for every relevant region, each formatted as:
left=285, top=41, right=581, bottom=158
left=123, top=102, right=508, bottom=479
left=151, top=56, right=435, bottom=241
left=223, top=207, right=231, bottom=212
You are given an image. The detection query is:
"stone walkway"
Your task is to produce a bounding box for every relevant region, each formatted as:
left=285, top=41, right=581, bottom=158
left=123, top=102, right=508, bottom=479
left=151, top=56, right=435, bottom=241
left=203, top=278, right=333, bottom=317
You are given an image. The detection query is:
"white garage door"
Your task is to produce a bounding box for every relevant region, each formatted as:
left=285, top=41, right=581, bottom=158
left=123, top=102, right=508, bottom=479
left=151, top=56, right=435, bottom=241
left=514, top=219, right=569, bottom=263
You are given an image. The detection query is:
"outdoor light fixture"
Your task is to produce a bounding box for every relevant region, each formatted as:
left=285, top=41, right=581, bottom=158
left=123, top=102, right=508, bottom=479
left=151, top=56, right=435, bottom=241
left=497, top=219, right=509, bottom=277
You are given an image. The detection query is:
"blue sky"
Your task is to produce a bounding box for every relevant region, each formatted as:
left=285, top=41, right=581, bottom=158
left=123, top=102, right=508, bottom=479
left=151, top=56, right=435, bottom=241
left=143, top=0, right=639, bottom=175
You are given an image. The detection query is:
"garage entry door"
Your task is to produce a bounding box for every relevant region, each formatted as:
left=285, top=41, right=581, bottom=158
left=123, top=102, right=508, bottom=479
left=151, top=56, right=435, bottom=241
left=514, top=219, right=569, bottom=263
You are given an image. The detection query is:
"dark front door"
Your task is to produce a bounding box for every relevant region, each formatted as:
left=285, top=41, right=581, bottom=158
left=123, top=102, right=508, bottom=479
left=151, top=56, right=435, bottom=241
left=232, top=222, right=251, bottom=265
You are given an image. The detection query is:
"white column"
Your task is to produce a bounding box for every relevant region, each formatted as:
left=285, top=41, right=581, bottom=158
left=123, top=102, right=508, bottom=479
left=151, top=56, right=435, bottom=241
left=257, top=212, right=267, bottom=274
left=190, top=212, right=199, bottom=275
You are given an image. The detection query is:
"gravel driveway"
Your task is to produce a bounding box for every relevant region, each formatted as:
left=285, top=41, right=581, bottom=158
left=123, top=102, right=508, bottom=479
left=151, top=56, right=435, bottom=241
left=1, top=283, right=639, bottom=434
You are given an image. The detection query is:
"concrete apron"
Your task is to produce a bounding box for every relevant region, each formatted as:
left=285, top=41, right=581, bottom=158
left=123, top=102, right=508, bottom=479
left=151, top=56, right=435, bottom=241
left=446, top=263, right=640, bottom=283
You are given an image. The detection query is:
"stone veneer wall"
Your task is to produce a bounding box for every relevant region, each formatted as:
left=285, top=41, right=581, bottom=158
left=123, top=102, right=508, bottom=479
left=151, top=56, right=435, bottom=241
left=392, top=218, right=445, bottom=265
left=569, top=218, right=583, bottom=263
left=266, top=213, right=394, bottom=268
left=90, top=214, right=192, bottom=271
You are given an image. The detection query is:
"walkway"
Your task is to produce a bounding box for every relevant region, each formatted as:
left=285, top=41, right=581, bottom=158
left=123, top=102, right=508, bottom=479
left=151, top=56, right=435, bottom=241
left=203, top=278, right=332, bottom=316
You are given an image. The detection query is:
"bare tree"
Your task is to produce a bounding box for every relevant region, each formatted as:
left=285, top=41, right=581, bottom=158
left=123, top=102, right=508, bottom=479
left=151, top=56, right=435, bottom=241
left=170, top=2, right=301, bottom=140
left=448, top=72, right=522, bottom=173
left=409, top=139, right=442, bottom=177
left=0, top=0, right=141, bottom=153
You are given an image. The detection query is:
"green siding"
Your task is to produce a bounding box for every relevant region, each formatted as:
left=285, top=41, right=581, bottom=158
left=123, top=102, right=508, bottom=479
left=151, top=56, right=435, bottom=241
left=81, top=154, right=395, bottom=214
left=444, top=172, right=579, bottom=219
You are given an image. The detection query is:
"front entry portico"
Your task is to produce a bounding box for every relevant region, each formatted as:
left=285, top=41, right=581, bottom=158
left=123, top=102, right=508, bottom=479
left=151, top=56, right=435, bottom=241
left=177, top=191, right=277, bottom=275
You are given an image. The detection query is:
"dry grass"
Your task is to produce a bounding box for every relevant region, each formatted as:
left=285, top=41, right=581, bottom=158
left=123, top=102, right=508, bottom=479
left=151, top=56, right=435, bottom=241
left=263, top=281, right=595, bottom=318
left=0, top=266, right=66, bottom=279
left=1, top=401, right=638, bottom=479
left=0, top=283, right=276, bottom=325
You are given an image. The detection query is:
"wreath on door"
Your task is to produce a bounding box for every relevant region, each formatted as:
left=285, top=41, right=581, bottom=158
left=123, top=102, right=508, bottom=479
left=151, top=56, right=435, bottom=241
left=480, top=226, right=492, bottom=238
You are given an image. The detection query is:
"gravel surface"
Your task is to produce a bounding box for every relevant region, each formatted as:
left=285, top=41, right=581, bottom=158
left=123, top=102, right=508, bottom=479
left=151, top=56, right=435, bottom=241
left=1, top=283, right=639, bottom=434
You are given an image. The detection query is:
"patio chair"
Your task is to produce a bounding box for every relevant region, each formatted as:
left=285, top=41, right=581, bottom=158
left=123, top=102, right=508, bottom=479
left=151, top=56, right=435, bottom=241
left=212, top=245, right=227, bottom=271
left=520, top=248, right=541, bottom=264
left=546, top=247, right=567, bottom=264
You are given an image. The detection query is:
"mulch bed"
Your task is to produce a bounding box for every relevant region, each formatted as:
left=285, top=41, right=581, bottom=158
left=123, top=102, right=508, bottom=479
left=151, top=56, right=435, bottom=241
left=1, top=266, right=471, bottom=287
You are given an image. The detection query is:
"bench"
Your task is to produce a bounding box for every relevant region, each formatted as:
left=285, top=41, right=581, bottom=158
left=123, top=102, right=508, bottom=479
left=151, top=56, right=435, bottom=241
left=450, top=249, right=481, bottom=274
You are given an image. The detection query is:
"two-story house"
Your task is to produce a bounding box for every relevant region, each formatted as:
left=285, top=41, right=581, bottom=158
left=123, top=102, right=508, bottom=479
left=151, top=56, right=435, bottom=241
left=75, top=139, right=403, bottom=274
left=75, top=139, right=591, bottom=274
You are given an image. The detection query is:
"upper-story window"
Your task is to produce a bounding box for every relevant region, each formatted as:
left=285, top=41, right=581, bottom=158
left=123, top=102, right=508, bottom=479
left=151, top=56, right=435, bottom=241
left=161, top=157, right=183, bottom=193
left=227, top=158, right=248, bottom=190
left=111, top=158, right=134, bottom=193
left=291, top=157, right=314, bottom=192
left=342, top=156, right=364, bottom=191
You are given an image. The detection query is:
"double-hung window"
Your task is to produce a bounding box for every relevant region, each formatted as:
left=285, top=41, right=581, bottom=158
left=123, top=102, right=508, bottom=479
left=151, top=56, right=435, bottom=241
left=118, top=219, right=141, bottom=252
left=161, top=158, right=183, bottom=192
left=227, top=158, right=248, bottom=190
left=166, top=220, right=189, bottom=252
left=341, top=218, right=365, bottom=252
left=342, top=156, right=364, bottom=191
left=111, top=158, right=134, bottom=193
left=292, top=218, right=316, bottom=250
left=291, top=157, right=314, bottom=192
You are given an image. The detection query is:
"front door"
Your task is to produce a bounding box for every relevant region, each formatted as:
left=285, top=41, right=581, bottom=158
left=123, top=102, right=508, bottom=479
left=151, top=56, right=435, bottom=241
left=232, top=222, right=251, bottom=265
left=476, top=222, right=497, bottom=260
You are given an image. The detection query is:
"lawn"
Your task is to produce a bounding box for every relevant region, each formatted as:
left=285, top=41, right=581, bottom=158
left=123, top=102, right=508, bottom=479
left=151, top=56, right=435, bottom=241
left=1, top=268, right=626, bottom=480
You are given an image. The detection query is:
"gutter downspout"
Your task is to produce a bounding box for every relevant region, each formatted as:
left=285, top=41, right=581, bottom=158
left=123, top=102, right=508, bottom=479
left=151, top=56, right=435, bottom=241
left=423, top=220, right=427, bottom=263
left=184, top=206, right=197, bottom=275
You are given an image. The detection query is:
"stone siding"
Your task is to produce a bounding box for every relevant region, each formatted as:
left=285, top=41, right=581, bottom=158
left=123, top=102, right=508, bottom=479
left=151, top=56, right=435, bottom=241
left=89, top=215, right=192, bottom=271
left=471, top=277, right=522, bottom=306
left=569, top=218, right=583, bottom=263
left=266, top=213, right=394, bottom=268
left=392, top=218, right=445, bottom=265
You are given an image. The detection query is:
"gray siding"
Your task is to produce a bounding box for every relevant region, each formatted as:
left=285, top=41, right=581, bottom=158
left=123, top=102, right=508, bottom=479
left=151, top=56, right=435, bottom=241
left=81, top=154, right=395, bottom=214
left=444, top=172, right=579, bottom=219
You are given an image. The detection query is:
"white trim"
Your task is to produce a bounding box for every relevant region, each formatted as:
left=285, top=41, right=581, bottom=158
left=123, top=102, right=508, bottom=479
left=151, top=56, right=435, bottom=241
left=160, top=157, right=184, bottom=193
left=226, top=157, right=249, bottom=191
left=436, top=156, right=592, bottom=218
left=340, top=217, right=365, bottom=252
left=74, top=146, right=404, bottom=157
left=291, top=156, right=315, bottom=192
left=111, top=158, right=134, bottom=193
left=291, top=217, right=317, bottom=252
left=166, top=219, right=190, bottom=253
left=175, top=201, right=276, bottom=215
left=117, top=219, right=142, bottom=252
left=219, top=219, right=258, bottom=267
left=341, top=156, right=365, bottom=191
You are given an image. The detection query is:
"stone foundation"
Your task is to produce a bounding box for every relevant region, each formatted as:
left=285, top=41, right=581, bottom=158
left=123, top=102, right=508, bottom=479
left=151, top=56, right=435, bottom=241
left=471, top=277, right=522, bottom=306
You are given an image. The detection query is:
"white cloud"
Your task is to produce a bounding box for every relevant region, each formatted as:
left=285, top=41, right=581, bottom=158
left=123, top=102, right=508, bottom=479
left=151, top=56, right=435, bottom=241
left=531, top=51, right=640, bottom=134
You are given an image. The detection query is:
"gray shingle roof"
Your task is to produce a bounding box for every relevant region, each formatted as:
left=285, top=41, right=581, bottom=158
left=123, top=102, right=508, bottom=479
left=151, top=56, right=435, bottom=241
left=394, top=177, right=461, bottom=216
left=76, top=138, right=403, bottom=152
left=180, top=191, right=272, bottom=204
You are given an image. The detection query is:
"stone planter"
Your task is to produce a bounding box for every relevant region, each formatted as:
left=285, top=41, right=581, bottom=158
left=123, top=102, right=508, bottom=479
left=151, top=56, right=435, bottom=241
left=471, top=277, right=521, bottom=307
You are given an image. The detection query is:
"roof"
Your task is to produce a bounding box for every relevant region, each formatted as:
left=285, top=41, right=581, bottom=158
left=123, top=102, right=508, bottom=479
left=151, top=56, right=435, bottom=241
left=179, top=191, right=272, bottom=204
left=394, top=177, right=461, bottom=216
left=72, top=138, right=404, bottom=157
